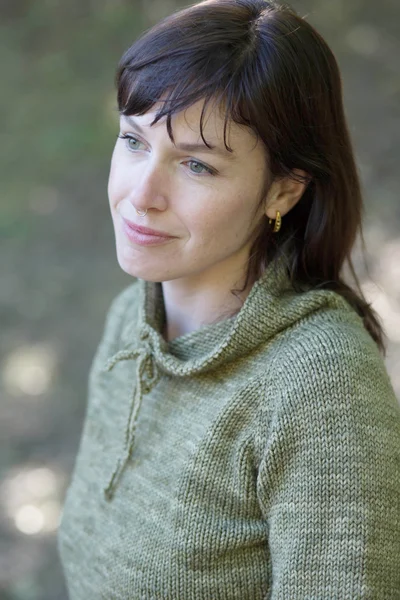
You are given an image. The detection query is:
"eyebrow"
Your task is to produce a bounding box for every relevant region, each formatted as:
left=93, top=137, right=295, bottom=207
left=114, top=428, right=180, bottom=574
left=122, top=115, right=236, bottom=161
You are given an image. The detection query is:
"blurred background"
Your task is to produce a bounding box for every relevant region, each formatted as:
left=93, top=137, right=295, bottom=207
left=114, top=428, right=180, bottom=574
left=0, top=0, right=399, bottom=598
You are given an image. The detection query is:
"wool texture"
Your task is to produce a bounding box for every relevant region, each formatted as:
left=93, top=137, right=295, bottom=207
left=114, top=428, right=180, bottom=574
left=57, top=255, right=400, bottom=599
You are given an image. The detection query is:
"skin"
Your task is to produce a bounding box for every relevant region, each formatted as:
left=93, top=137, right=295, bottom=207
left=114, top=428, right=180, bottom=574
left=108, top=98, right=308, bottom=342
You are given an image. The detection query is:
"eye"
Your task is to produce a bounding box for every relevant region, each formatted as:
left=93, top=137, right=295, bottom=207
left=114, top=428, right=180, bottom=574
left=186, top=160, right=215, bottom=176
left=117, top=134, right=144, bottom=151
left=117, top=134, right=216, bottom=176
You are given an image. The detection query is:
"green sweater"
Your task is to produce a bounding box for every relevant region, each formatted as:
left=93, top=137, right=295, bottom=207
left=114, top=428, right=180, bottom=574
left=57, top=255, right=400, bottom=599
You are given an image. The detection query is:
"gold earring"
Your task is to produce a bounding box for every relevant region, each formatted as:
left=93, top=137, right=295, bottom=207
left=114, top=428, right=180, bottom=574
left=268, top=210, right=281, bottom=233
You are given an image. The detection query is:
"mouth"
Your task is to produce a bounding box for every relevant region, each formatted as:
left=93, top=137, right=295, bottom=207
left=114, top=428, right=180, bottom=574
left=120, top=216, right=176, bottom=246
left=122, top=217, right=174, bottom=238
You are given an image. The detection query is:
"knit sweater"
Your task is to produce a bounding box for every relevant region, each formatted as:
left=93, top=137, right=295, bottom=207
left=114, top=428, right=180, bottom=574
left=57, top=254, right=400, bottom=599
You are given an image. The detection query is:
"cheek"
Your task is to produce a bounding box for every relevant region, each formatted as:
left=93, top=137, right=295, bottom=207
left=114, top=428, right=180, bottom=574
left=107, top=154, right=117, bottom=198
left=107, top=161, right=126, bottom=207
left=189, top=195, right=244, bottom=245
left=212, top=193, right=254, bottom=246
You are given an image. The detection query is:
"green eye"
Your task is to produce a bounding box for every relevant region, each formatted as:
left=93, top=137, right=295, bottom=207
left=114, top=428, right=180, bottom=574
left=188, top=160, right=213, bottom=175
left=117, top=134, right=142, bottom=150
left=127, top=137, right=141, bottom=150
left=117, top=134, right=215, bottom=176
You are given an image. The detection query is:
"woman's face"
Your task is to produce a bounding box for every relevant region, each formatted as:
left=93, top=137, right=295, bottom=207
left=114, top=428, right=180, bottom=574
left=108, top=98, right=270, bottom=286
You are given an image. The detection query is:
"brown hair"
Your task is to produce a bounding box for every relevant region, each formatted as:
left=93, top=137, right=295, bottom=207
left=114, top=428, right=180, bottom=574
left=114, top=0, right=386, bottom=355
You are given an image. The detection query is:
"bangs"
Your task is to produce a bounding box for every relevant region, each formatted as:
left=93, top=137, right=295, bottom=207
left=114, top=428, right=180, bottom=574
left=116, top=51, right=260, bottom=153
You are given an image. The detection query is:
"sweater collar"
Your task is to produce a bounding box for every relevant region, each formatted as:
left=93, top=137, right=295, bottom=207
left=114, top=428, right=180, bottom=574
left=118, top=252, right=297, bottom=374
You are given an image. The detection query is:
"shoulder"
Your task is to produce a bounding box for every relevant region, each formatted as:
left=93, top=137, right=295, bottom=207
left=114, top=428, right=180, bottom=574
left=259, top=305, right=399, bottom=428
left=272, top=300, right=388, bottom=383
left=253, top=307, right=400, bottom=490
left=102, top=278, right=142, bottom=339
left=106, top=278, right=141, bottom=321
left=91, top=279, right=141, bottom=367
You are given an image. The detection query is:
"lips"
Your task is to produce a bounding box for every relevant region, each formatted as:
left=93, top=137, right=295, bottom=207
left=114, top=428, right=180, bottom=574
left=122, top=217, right=174, bottom=238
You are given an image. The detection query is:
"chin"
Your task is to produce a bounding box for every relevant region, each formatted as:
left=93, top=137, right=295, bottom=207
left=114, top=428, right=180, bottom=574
left=114, top=250, right=163, bottom=282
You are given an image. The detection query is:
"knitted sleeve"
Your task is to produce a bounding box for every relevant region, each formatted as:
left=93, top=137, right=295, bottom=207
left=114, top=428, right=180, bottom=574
left=255, top=322, right=400, bottom=599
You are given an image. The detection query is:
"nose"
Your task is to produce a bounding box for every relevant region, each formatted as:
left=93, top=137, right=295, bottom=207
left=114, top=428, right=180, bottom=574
left=127, top=160, right=168, bottom=213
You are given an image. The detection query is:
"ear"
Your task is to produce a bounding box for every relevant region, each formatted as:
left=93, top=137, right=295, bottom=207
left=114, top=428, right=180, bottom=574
left=264, top=169, right=310, bottom=220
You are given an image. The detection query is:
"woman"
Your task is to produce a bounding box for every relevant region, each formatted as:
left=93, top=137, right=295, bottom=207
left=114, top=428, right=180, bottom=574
left=57, top=0, right=400, bottom=598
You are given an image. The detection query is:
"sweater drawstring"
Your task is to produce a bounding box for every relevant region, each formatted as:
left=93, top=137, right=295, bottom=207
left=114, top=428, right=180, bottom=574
left=101, top=347, right=161, bottom=501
